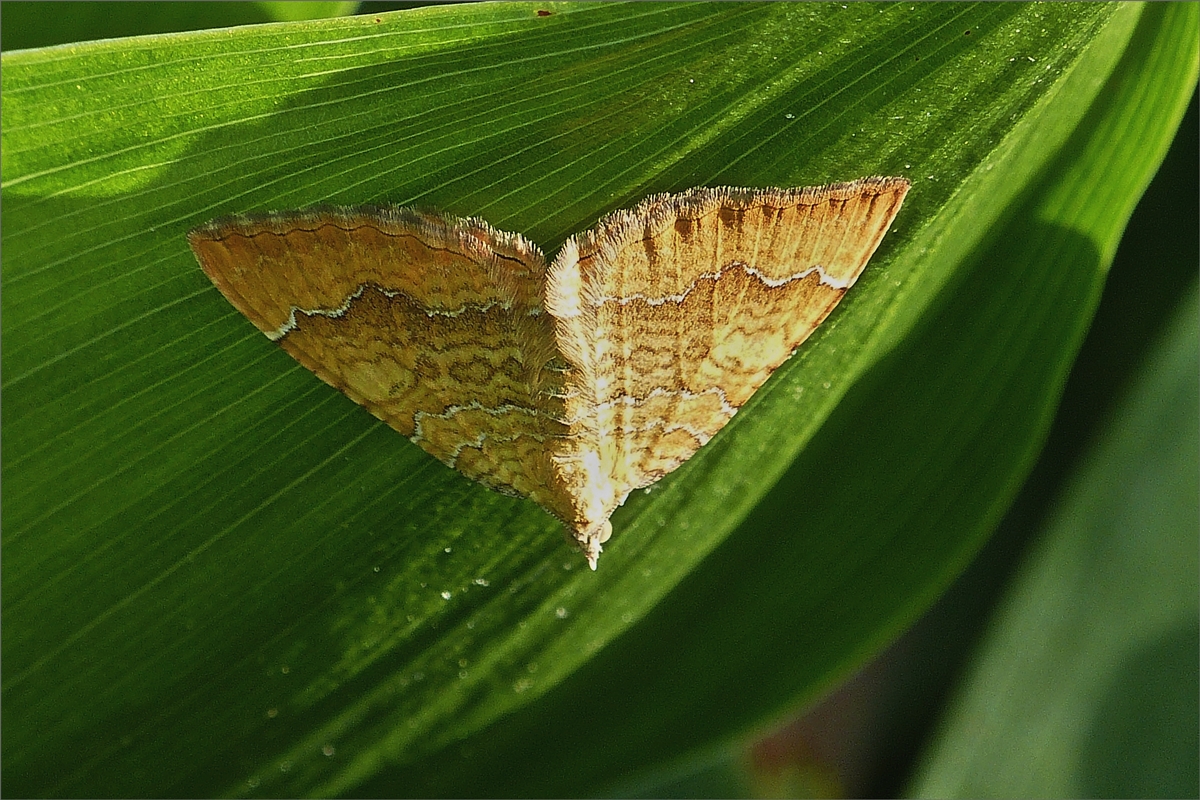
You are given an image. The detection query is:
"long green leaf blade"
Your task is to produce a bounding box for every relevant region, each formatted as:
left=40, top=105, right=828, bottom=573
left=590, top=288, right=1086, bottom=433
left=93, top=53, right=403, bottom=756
left=3, top=3, right=1194, bottom=796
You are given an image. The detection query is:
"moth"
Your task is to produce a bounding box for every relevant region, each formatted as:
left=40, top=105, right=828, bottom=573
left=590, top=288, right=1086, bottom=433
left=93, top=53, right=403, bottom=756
left=189, top=177, right=910, bottom=568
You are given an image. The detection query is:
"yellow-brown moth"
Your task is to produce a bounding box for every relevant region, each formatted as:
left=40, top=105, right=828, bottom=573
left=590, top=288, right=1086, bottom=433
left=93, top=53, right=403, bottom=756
left=189, top=177, right=910, bottom=568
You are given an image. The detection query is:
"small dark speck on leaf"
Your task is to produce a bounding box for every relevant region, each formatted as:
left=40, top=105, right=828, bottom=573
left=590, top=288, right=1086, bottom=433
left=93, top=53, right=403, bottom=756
left=537, top=9, right=552, bottom=16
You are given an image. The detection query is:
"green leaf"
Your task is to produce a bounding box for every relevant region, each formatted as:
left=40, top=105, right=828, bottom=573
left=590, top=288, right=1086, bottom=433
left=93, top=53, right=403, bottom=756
left=2, top=3, right=1195, bottom=796
left=908, top=283, right=1199, bottom=799
left=0, top=1, right=357, bottom=51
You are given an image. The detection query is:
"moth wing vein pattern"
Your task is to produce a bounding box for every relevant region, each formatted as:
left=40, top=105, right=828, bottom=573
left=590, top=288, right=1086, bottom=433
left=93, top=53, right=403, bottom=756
left=188, top=177, right=910, bottom=569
